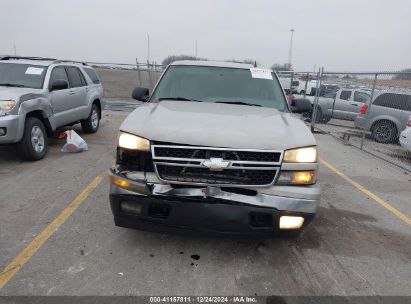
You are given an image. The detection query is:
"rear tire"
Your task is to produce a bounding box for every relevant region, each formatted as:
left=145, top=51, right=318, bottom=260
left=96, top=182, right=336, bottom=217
left=17, top=117, right=48, bottom=161
left=372, top=120, right=398, bottom=143
left=81, top=104, right=100, bottom=133
left=299, top=90, right=305, bottom=95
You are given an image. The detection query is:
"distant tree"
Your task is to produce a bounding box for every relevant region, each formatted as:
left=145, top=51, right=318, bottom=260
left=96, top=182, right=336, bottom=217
left=161, top=55, right=206, bottom=67
left=342, top=75, right=351, bottom=79
left=393, top=69, right=411, bottom=80
left=271, top=63, right=292, bottom=71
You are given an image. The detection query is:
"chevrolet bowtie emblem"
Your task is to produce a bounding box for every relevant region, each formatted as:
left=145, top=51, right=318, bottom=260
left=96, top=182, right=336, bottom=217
left=201, top=158, right=230, bottom=171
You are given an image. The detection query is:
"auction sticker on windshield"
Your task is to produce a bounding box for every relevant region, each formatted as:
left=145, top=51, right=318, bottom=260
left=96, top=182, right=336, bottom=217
left=250, top=68, right=273, bottom=80
left=25, top=67, right=44, bottom=75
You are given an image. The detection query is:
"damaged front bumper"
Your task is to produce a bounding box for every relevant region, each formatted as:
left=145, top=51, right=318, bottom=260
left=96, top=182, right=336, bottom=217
left=109, top=169, right=320, bottom=237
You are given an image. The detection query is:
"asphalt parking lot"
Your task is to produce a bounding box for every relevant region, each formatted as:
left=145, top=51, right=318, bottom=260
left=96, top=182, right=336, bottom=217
left=0, top=108, right=410, bottom=296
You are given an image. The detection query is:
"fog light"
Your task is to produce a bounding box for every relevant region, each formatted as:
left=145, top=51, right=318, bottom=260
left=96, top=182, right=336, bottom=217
left=120, top=201, right=142, bottom=215
left=276, top=170, right=317, bottom=185
left=294, top=171, right=315, bottom=184
left=279, top=216, right=304, bottom=229
left=0, top=128, right=6, bottom=136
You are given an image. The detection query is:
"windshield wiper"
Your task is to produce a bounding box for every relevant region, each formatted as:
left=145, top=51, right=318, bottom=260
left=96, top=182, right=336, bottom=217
left=0, top=83, right=26, bottom=87
left=157, top=97, right=203, bottom=102
left=215, top=101, right=262, bottom=107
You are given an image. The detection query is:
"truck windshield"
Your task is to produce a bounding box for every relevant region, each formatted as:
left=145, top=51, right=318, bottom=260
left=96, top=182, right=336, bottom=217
left=0, top=63, right=47, bottom=89
left=151, top=65, right=287, bottom=111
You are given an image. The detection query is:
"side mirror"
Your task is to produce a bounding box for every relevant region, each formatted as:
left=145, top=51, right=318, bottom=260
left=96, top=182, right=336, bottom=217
left=291, top=98, right=312, bottom=113
left=132, top=87, right=149, bottom=102
left=50, top=79, right=68, bottom=91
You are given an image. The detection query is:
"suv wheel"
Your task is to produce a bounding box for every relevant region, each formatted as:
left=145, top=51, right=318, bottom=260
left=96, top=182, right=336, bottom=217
left=81, top=104, right=100, bottom=133
left=372, top=120, right=397, bottom=143
left=17, top=117, right=48, bottom=161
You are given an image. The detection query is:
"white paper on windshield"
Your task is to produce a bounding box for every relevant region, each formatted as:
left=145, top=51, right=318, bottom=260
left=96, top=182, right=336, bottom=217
left=250, top=68, right=273, bottom=80
left=25, top=67, right=44, bottom=75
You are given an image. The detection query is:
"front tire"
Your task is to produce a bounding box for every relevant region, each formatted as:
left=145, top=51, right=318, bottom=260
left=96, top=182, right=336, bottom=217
left=81, top=104, right=100, bottom=133
left=17, top=117, right=48, bottom=161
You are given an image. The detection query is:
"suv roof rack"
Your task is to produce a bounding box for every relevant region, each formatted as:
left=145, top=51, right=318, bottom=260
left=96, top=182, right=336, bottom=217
left=0, top=55, right=57, bottom=61
left=53, top=59, right=88, bottom=66
left=0, top=56, right=88, bottom=66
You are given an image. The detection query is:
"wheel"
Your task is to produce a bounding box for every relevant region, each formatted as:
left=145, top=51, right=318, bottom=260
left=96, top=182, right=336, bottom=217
left=301, top=110, right=313, bottom=122
left=81, top=104, right=100, bottom=133
left=17, top=117, right=48, bottom=161
left=311, top=107, right=324, bottom=123
left=299, top=90, right=305, bottom=95
left=372, top=120, right=398, bottom=143
left=321, top=114, right=331, bottom=124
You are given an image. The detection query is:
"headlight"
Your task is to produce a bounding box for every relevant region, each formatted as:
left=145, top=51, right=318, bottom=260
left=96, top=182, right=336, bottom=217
left=283, top=146, right=317, bottom=163
left=118, top=132, right=150, bottom=151
left=0, top=100, right=16, bottom=114
left=276, top=170, right=317, bottom=185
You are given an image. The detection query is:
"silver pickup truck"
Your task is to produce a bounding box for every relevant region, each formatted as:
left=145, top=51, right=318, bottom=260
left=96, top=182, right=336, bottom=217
left=304, top=88, right=371, bottom=123
left=109, top=61, right=319, bottom=238
left=0, top=56, right=104, bottom=160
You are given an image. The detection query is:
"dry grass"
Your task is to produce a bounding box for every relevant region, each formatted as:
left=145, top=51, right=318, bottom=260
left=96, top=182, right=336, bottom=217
left=95, top=68, right=161, bottom=99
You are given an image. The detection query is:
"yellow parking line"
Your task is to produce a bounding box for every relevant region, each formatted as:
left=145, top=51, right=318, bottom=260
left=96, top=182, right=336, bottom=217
left=320, top=158, right=411, bottom=226
left=0, top=175, right=104, bottom=289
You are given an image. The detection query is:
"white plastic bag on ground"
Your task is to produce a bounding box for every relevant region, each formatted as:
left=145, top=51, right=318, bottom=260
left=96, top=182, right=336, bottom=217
left=61, top=130, right=88, bottom=153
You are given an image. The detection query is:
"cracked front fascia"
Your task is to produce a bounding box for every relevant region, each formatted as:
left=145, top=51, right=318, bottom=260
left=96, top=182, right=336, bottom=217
left=110, top=169, right=320, bottom=213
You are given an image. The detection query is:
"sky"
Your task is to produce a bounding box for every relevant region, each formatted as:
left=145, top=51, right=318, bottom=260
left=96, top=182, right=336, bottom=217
left=1, top=0, right=410, bottom=71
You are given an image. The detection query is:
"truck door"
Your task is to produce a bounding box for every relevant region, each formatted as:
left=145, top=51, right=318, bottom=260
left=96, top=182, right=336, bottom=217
left=332, top=90, right=352, bottom=119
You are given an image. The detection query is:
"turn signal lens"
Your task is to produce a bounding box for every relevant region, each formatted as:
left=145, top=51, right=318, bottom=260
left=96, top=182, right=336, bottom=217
left=110, top=175, right=131, bottom=189
left=118, top=132, right=150, bottom=151
left=279, top=216, right=304, bottom=229
left=284, top=146, right=317, bottom=163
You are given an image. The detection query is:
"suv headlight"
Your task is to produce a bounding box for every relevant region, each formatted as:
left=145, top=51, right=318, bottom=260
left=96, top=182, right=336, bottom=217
left=118, top=132, right=150, bottom=151
left=0, top=100, right=16, bottom=114
left=283, top=146, right=317, bottom=163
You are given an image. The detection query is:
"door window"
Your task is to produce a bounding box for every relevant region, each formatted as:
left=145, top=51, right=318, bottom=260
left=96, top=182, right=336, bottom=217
left=66, top=67, right=86, bottom=87
left=84, top=68, right=101, bottom=84
left=49, top=66, right=69, bottom=88
left=340, top=90, right=352, bottom=101
left=354, top=91, right=370, bottom=103
left=373, top=93, right=411, bottom=110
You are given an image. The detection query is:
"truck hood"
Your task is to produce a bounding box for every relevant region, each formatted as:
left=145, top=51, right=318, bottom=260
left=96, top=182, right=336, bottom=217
left=0, top=87, right=44, bottom=100
left=120, top=100, right=316, bottom=150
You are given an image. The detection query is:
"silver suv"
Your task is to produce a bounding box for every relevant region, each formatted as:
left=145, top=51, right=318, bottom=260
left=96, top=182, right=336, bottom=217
left=109, top=61, right=319, bottom=238
left=354, top=91, right=411, bottom=143
left=0, top=56, right=104, bottom=160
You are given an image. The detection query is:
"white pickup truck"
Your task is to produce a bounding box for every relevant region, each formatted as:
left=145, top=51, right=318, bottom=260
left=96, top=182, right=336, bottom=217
left=304, top=88, right=371, bottom=123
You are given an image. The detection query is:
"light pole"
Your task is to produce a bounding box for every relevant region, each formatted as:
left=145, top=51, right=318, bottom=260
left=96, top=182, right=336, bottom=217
left=288, top=29, right=294, bottom=70
left=195, top=40, right=198, bottom=58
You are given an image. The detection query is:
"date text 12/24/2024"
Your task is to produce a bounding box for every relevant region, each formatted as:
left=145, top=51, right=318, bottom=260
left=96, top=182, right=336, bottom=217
left=149, top=297, right=258, bottom=303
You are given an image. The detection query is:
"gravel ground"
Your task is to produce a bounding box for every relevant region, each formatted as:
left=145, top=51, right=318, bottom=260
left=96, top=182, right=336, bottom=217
left=0, top=107, right=410, bottom=296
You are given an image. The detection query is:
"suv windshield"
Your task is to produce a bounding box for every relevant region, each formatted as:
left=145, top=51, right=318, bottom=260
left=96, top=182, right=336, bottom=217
left=0, top=63, right=47, bottom=89
left=151, top=65, right=287, bottom=111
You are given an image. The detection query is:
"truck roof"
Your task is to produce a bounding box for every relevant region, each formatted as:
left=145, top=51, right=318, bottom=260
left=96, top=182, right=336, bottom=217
left=170, top=60, right=254, bottom=69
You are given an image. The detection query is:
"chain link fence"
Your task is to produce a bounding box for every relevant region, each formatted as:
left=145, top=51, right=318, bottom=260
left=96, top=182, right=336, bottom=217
left=288, top=70, right=411, bottom=172
left=87, top=60, right=163, bottom=99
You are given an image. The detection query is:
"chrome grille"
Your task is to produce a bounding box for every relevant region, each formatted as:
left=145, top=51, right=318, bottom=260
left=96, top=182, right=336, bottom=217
left=152, top=145, right=282, bottom=187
